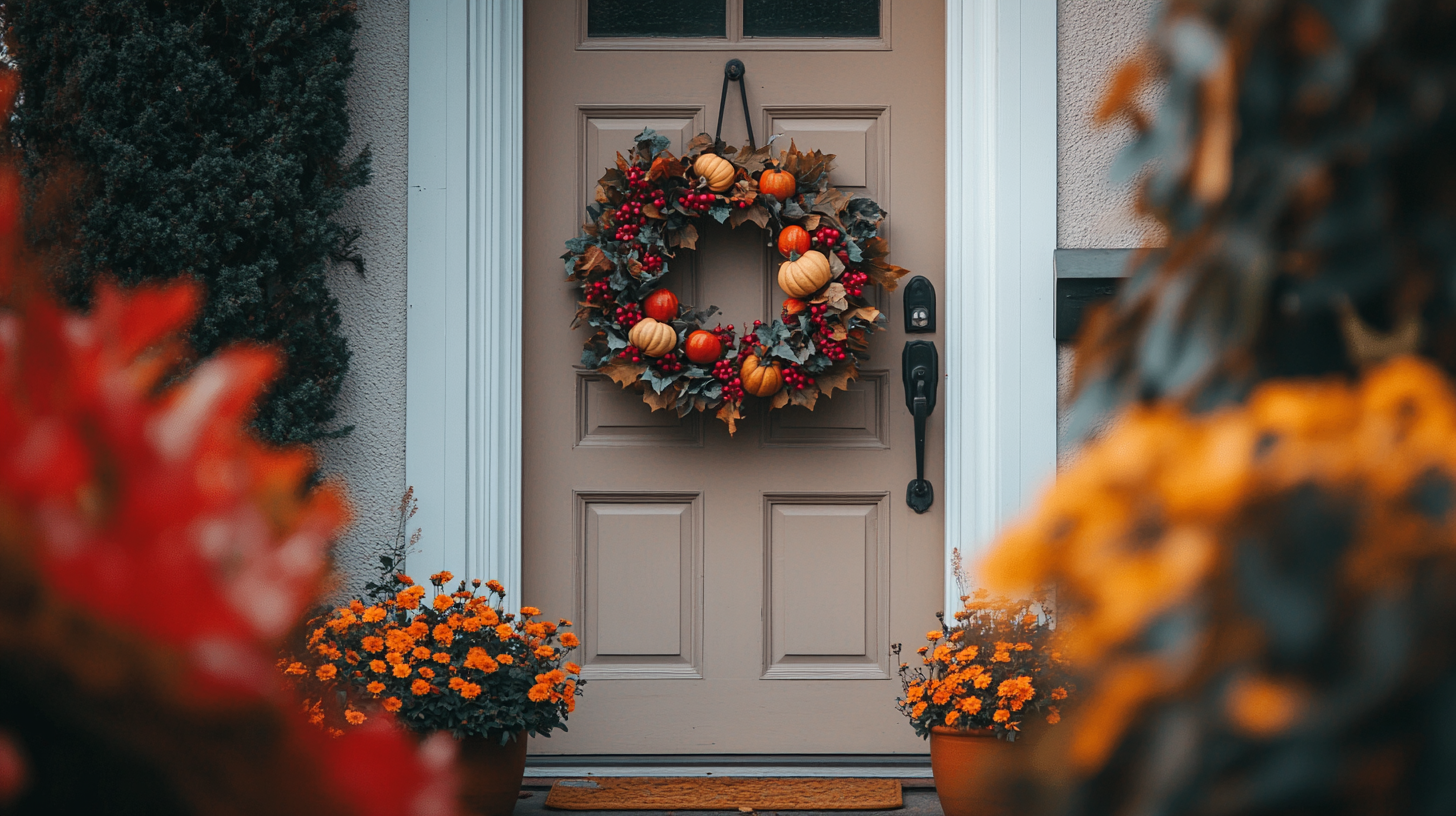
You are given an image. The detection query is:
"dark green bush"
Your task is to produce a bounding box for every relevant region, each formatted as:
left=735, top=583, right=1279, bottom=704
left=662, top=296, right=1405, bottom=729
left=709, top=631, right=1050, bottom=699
left=3, top=0, right=369, bottom=444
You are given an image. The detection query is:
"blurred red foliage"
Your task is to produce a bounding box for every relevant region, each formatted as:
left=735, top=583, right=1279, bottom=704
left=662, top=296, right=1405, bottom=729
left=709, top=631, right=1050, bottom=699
left=0, top=69, right=456, bottom=815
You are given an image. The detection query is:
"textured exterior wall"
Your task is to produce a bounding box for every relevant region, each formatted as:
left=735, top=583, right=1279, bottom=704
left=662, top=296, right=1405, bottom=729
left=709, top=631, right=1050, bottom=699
left=320, top=0, right=410, bottom=587
left=1058, top=0, right=1164, bottom=249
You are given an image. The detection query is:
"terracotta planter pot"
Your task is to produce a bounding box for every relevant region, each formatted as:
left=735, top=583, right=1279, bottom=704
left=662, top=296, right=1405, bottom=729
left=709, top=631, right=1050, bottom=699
left=456, top=731, right=528, bottom=816
left=929, top=726, right=1011, bottom=816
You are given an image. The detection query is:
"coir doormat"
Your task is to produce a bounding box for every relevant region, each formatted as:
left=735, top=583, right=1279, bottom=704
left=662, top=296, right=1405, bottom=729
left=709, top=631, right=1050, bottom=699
left=544, top=777, right=902, bottom=811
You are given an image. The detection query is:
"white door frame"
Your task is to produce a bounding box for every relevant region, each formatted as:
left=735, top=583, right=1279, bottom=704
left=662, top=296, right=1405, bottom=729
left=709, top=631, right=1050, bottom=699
left=405, top=0, right=1057, bottom=614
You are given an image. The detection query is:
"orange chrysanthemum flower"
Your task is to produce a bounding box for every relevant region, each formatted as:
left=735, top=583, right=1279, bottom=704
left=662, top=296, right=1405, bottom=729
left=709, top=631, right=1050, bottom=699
left=362, top=606, right=386, bottom=623
left=370, top=659, right=387, bottom=673
left=993, top=709, right=1010, bottom=723
left=433, top=624, right=454, bottom=646
left=418, top=667, right=435, bottom=680
left=565, top=662, right=582, bottom=675
left=392, top=663, right=412, bottom=679
left=560, top=633, right=579, bottom=648
left=520, top=606, right=541, bottom=617
left=465, top=647, right=499, bottom=673
left=316, top=664, right=337, bottom=681
left=284, top=662, right=307, bottom=676
left=958, top=697, right=983, bottom=715
left=433, top=652, right=451, bottom=664
left=945, top=710, right=961, bottom=726
left=361, top=636, right=384, bottom=653
left=461, top=682, right=482, bottom=700
left=496, top=654, right=514, bottom=665
left=527, top=683, right=552, bottom=702
left=367, top=681, right=385, bottom=694
left=411, top=679, right=431, bottom=696
left=461, top=617, right=483, bottom=632
left=383, top=697, right=403, bottom=712
left=448, top=676, right=466, bottom=690
left=535, top=645, right=555, bottom=659
left=926, top=631, right=942, bottom=642
left=495, top=624, right=514, bottom=639
left=344, top=709, right=366, bottom=725
left=432, top=594, right=454, bottom=612
left=412, top=646, right=432, bottom=660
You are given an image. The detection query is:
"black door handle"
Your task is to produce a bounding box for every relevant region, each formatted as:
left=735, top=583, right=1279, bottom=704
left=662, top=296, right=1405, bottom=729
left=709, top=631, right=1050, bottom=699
left=902, top=340, right=938, bottom=513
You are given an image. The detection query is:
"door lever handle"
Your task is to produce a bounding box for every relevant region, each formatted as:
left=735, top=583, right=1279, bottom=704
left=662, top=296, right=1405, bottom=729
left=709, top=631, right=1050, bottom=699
left=902, top=341, right=939, bottom=514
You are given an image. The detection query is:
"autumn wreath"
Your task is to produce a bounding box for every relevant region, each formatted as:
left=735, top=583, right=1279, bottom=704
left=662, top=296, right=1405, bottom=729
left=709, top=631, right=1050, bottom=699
left=564, top=129, right=909, bottom=433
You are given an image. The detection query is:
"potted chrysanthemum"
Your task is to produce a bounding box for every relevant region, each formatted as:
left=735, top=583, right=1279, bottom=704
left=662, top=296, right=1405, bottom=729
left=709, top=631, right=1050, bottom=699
left=284, top=500, right=582, bottom=816
left=894, top=556, right=1070, bottom=816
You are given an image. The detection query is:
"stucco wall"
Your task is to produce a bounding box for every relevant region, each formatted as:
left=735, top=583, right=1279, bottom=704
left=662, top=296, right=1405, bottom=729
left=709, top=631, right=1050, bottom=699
left=320, top=0, right=410, bottom=588
left=1058, top=0, right=1164, bottom=249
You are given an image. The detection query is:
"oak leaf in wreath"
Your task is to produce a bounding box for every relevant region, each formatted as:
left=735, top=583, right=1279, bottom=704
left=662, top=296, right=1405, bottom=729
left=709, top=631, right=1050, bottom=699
left=600, top=360, right=647, bottom=388
left=643, top=384, right=681, bottom=413
left=716, top=403, right=743, bottom=435
left=575, top=245, right=612, bottom=274
left=816, top=363, right=859, bottom=398
left=669, top=223, right=699, bottom=250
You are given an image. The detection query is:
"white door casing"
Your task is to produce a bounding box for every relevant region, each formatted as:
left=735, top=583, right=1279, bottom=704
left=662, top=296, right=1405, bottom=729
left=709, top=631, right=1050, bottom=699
left=405, top=0, right=1055, bottom=616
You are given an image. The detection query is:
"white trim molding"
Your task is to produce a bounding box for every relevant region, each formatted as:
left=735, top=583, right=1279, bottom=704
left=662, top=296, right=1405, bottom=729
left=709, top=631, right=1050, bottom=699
left=407, top=0, right=524, bottom=592
left=943, top=1, right=1058, bottom=613
left=407, top=0, right=1057, bottom=617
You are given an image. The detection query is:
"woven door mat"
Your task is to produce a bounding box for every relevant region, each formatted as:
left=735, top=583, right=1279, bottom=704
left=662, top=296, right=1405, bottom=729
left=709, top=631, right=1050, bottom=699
left=544, top=777, right=902, bottom=811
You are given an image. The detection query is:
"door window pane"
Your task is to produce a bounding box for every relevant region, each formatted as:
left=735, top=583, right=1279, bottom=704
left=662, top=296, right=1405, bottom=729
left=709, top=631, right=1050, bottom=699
left=587, top=0, right=727, bottom=39
left=742, top=0, right=880, bottom=39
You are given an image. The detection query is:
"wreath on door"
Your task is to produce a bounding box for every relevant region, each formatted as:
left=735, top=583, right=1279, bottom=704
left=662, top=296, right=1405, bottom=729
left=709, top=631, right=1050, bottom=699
left=564, top=129, right=909, bottom=434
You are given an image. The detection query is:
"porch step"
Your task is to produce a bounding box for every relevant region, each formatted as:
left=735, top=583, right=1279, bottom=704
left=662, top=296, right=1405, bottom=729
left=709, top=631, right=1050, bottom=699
left=524, top=754, right=932, bottom=779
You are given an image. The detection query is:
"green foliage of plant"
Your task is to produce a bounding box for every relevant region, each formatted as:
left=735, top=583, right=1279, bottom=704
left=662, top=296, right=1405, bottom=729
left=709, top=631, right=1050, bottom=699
left=3, top=0, right=370, bottom=444
left=1069, top=0, right=1456, bottom=441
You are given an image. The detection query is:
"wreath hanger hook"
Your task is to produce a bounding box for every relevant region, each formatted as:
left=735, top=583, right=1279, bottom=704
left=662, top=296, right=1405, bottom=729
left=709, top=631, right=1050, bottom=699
left=714, top=58, right=756, bottom=151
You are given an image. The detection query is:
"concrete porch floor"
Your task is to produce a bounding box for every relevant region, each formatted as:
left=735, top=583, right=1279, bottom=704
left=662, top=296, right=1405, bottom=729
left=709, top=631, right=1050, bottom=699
left=513, top=779, right=942, bottom=816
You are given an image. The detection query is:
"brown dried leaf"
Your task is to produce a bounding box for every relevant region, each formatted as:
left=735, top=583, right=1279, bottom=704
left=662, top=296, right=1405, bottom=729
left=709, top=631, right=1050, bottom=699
left=600, top=361, right=647, bottom=388
left=643, top=203, right=665, bottom=220
left=615, top=152, right=630, bottom=173
left=813, top=282, right=849, bottom=312
left=815, top=363, right=859, bottom=397
left=771, top=389, right=791, bottom=410
left=576, top=245, right=613, bottom=273
left=643, top=385, right=680, bottom=412
left=716, top=402, right=743, bottom=435
left=594, top=184, right=611, bottom=204
left=687, top=133, right=714, bottom=153
left=790, top=385, right=820, bottom=411
left=627, top=257, right=645, bottom=278
left=648, top=154, right=684, bottom=182
left=799, top=214, right=822, bottom=232
left=729, top=203, right=770, bottom=230
left=815, top=188, right=852, bottom=216
left=669, top=223, right=699, bottom=250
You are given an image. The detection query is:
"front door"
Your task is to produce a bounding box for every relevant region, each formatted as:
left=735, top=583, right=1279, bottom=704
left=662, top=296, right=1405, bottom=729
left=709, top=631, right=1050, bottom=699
left=522, top=1, right=945, bottom=755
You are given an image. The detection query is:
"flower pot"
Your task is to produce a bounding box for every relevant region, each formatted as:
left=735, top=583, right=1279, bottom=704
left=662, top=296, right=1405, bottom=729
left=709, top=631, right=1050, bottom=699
left=929, top=726, right=1010, bottom=816
left=457, top=731, right=529, bottom=816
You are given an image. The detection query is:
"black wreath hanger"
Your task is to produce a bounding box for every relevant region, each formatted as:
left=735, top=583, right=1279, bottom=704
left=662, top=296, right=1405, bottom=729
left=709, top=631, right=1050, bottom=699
left=714, top=58, right=756, bottom=151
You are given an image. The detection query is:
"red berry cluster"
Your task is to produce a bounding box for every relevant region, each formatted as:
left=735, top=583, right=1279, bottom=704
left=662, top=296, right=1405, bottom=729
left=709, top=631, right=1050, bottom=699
left=613, top=302, right=642, bottom=329
left=641, top=252, right=663, bottom=274
left=678, top=191, right=716, bottom=212
left=806, top=302, right=850, bottom=363
left=617, top=345, right=644, bottom=364
left=712, top=359, right=744, bottom=402
left=839, top=269, right=870, bottom=298
left=812, top=226, right=842, bottom=248
left=613, top=164, right=666, bottom=244
left=653, top=351, right=684, bottom=375
left=584, top=279, right=614, bottom=304
left=783, top=365, right=815, bottom=391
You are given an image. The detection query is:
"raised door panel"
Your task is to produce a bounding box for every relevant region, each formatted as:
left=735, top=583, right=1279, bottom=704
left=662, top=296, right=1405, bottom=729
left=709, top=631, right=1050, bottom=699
left=576, top=372, right=704, bottom=447
left=578, top=493, right=702, bottom=679
left=763, top=494, right=890, bottom=679
left=761, top=369, right=889, bottom=448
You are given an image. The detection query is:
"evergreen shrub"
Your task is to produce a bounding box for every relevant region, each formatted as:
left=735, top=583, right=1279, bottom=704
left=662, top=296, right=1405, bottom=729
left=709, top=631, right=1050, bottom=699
left=3, top=0, right=369, bottom=444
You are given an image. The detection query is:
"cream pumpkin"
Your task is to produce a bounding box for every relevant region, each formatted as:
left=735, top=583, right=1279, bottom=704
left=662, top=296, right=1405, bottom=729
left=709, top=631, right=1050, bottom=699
left=628, top=318, right=677, bottom=357
left=740, top=354, right=784, bottom=397
left=777, top=250, right=832, bottom=298
left=693, top=153, right=737, bottom=192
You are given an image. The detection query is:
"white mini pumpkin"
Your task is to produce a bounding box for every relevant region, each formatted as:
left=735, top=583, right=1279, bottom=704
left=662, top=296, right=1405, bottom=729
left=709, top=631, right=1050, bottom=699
left=628, top=317, right=678, bottom=357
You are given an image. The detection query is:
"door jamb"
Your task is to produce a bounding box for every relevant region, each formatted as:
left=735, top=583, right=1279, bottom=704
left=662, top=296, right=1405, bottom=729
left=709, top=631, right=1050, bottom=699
left=404, top=1, right=1058, bottom=613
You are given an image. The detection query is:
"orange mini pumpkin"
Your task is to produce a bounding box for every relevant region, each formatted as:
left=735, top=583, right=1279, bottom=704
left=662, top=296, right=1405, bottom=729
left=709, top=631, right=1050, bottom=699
left=693, top=153, right=736, bottom=192
left=782, top=298, right=808, bottom=317
left=777, top=225, right=811, bottom=258
left=684, top=330, right=724, bottom=364
left=777, top=250, right=832, bottom=298
left=643, top=288, right=679, bottom=322
left=759, top=168, right=797, bottom=201
left=740, top=354, right=783, bottom=397
left=628, top=318, right=677, bottom=357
